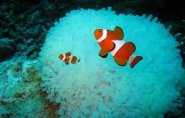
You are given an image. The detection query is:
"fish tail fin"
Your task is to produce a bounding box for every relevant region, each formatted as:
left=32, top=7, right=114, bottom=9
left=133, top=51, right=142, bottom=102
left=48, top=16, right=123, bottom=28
left=130, top=56, right=143, bottom=68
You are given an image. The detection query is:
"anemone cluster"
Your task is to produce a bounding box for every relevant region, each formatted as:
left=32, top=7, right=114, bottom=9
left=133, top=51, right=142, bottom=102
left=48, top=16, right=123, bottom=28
left=39, top=8, right=185, bottom=117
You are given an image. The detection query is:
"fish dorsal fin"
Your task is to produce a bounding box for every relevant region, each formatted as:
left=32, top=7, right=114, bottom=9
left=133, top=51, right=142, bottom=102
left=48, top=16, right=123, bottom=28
left=66, top=52, right=71, bottom=56
left=114, top=26, right=124, bottom=40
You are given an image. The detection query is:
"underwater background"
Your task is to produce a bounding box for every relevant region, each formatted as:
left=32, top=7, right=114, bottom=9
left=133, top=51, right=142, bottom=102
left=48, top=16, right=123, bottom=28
left=0, top=0, right=185, bottom=118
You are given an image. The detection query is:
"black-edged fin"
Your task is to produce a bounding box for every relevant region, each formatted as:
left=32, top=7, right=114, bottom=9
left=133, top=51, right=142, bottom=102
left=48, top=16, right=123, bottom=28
left=114, top=26, right=124, bottom=40
left=66, top=52, right=71, bottom=56
left=99, top=49, right=108, bottom=58
left=130, top=56, right=143, bottom=68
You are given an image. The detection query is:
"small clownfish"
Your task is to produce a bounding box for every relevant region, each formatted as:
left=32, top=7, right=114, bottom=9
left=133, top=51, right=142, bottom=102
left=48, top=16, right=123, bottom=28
left=94, top=26, right=143, bottom=68
left=59, top=52, right=80, bottom=65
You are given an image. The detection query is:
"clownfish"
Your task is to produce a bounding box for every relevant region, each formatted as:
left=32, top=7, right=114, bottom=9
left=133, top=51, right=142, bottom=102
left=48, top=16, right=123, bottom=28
left=59, top=52, right=80, bottom=65
left=94, top=26, right=143, bottom=68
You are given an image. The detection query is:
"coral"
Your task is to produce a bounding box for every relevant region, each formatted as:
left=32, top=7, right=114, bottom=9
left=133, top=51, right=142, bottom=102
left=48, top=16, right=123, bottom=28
left=39, top=8, right=185, bottom=117
left=0, top=58, right=47, bottom=117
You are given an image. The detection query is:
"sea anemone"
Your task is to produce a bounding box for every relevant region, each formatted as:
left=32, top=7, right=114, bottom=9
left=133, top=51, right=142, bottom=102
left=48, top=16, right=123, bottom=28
left=38, top=8, right=185, bottom=117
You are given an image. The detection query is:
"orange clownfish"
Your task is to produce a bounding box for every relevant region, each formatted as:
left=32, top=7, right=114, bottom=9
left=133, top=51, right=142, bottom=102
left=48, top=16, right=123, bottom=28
left=94, top=26, right=143, bottom=68
left=59, top=52, right=80, bottom=65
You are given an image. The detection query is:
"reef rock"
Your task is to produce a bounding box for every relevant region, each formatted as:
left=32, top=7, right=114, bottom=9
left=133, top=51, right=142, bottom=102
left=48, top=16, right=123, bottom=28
left=0, top=38, right=16, bottom=61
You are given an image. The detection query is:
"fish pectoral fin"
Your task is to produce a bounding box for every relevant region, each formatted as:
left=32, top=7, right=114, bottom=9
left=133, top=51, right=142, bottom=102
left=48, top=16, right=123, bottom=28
left=99, top=49, right=108, bottom=58
left=107, top=41, right=115, bottom=51
left=114, top=26, right=124, bottom=40
left=66, top=52, right=71, bottom=56
left=64, top=58, right=70, bottom=64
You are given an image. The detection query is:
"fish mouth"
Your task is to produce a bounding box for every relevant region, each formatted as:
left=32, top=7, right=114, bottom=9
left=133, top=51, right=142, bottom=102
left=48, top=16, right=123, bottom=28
left=94, top=30, right=98, bottom=39
left=94, top=29, right=102, bottom=40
